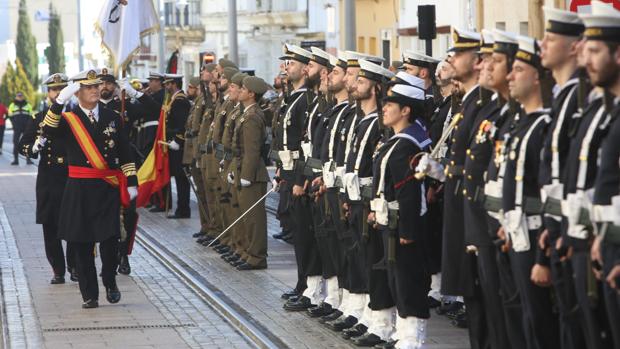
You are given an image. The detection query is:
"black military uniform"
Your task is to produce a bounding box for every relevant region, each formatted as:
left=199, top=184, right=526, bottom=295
left=163, top=74, right=191, bottom=218
left=18, top=73, right=75, bottom=284
left=42, top=69, right=137, bottom=308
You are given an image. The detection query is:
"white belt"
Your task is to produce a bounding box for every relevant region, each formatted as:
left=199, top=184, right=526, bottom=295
left=359, top=177, right=373, bottom=186
left=526, top=215, right=542, bottom=230
left=142, top=121, right=159, bottom=127
left=387, top=201, right=399, bottom=210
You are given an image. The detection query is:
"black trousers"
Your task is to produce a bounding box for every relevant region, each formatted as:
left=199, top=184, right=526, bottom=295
left=277, top=177, right=305, bottom=292
left=464, top=252, right=489, bottom=349
left=495, top=247, right=527, bottom=349
left=571, top=250, right=612, bottom=349
left=509, top=236, right=558, bottom=349
left=119, top=205, right=138, bottom=257
left=12, top=120, right=26, bottom=161
left=0, top=125, right=5, bottom=150
left=345, top=202, right=369, bottom=293
left=73, top=237, right=118, bottom=302
left=42, top=223, right=74, bottom=276
left=326, top=189, right=349, bottom=289
left=172, top=173, right=190, bottom=216
left=312, top=194, right=340, bottom=279
left=477, top=245, right=510, bottom=349
left=291, top=194, right=322, bottom=278
left=602, top=242, right=620, bottom=349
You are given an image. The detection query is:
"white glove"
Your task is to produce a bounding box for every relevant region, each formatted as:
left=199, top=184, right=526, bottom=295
left=32, top=137, right=47, bottom=153
left=240, top=178, right=251, bottom=187
left=127, top=186, right=138, bottom=200
left=564, top=192, right=584, bottom=229
left=121, top=78, right=143, bottom=99
left=415, top=154, right=445, bottom=182
left=56, top=81, right=80, bottom=105
left=168, top=140, right=180, bottom=151
left=271, top=178, right=280, bottom=192
left=219, top=160, right=225, bottom=173
left=227, top=173, right=234, bottom=184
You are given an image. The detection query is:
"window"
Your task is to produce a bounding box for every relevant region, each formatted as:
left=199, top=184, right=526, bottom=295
left=357, top=36, right=365, bottom=52
left=164, top=0, right=201, bottom=27
left=496, top=21, right=506, bottom=30
left=520, top=21, right=529, bottom=35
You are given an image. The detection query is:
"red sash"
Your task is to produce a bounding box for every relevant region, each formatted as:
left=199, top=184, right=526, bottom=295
left=63, top=111, right=130, bottom=207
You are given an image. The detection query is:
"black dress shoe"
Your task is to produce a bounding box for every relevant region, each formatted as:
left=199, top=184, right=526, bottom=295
left=308, top=303, right=335, bottom=317
left=446, top=305, right=466, bottom=320
left=231, top=259, right=246, bottom=267
left=236, top=262, right=267, bottom=271
left=436, top=301, right=463, bottom=316
left=82, top=299, right=99, bottom=309
left=281, top=289, right=300, bottom=300
left=272, top=232, right=286, bottom=239
left=225, top=254, right=241, bottom=263
left=342, top=323, right=367, bottom=339
left=50, top=275, right=65, bottom=284
left=282, top=234, right=293, bottom=243
left=374, top=340, right=397, bottom=349
left=118, top=256, right=131, bottom=275
left=284, top=296, right=314, bottom=311
left=10, top=160, right=18, bottom=166
left=215, top=245, right=230, bottom=254
left=196, top=236, right=212, bottom=244
left=69, top=268, right=79, bottom=282
left=428, top=297, right=441, bottom=308
left=325, top=315, right=357, bottom=332
left=149, top=206, right=166, bottom=213
left=318, top=309, right=343, bottom=323
left=221, top=250, right=234, bottom=259
left=167, top=213, right=190, bottom=219
left=106, top=285, right=121, bottom=304
left=192, top=231, right=206, bottom=238
left=203, top=239, right=220, bottom=247
left=452, top=310, right=468, bottom=328
left=352, top=333, right=384, bottom=347
left=26, top=159, right=33, bottom=165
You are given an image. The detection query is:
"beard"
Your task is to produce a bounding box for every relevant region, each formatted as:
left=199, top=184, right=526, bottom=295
left=328, top=80, right=345, bottom=93
left=100, top=89, right=114, bottom=100
left=592, top=62, right=619, bottom=88
left=306, top=71, right=321, bottom=90
left=353, top=86, right=372, bottom=101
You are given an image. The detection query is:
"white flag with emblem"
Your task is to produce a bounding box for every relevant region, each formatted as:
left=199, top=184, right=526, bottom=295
left=95, top=0, right=159, bottom=73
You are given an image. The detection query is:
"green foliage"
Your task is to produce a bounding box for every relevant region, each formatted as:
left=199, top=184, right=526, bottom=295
left=0, top=59, right=38, bottom=109
left=16, top=0, right=39, bottom=86
left=44, top=4, right=65, bottom=74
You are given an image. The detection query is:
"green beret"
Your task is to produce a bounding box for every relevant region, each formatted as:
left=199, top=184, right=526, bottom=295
left=222, top=67, right=239, bottom=80
left=231, top=72, right=249, bottom=87
left=218, top=58, right=238, bottom=70
left=188, top=76, right=201, bottom=87
left=203, top=63, right=217, bottom=73
left=242, top=76, right=269, bottom=95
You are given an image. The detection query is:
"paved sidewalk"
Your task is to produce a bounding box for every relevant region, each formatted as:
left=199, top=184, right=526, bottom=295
left=0, top=149, right=251, bottom=349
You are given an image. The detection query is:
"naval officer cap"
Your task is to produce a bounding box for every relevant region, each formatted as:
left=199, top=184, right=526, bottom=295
left=331, top=50, right=348, bottom=70
left=384, top=83, right=426, bottom=112
left=478, top=29, right=495, bottom=54
left=402, top=50, right=441, bottom=68
left=98, top=67, right=116, bottom=83
left=580, top=0, right=620, bottom=43
left=231, top=72, right=249, bottom=87
left=515, top=35, right=542, bottom=68
left=358, top=59, right=395, bottom=82
left=242, top=76, right=270, bottom=96
left=148, top=71, right=165, bottom=81
left=388, top=71, right=426, bottom=90
left=543, top=6, right=585, bottom=36
left=218, top=58, right=238, bottom=70
left=279, top=43, right=313, bottom=64
left=70, top=69, right=103, bottom=86
left=310, top=46, right=331, bottom=67
left=222, top=67, right=240, bottom=81
left=44, top=73, right=69, bottom=88
left=391, top=60, right=404, bottom=70
left=492, top=29, right=519, bottom=55
left=163, top=73, right=183, bottom=84
left=448, top=27, right=482, bottom=52
left=345, top=50, right=385, bottom=68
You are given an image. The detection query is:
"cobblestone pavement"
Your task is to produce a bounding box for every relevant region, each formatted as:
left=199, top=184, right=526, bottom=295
left=0, top=135, right=469, bottom=349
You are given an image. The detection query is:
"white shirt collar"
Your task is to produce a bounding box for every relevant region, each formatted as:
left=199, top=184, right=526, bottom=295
left=462, top=84, right=479, bottom=103
left=79, top=103, right=100, bottom=122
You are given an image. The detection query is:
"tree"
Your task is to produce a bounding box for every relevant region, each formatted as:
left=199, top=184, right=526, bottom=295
left=16, top=0, right=39, bottom=86
left=44, top=4, right=65, bottom=74
left=0, top=60, right=38, bottom=108
left=0, top=62, right=16, bottom=105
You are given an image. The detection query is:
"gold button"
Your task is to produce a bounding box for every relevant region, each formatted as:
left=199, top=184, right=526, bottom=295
left=462, top=189, right=467, bottom=195
left=450, top=160, right=455, bottom=166
left=467, top=175, right=472, bottom=180
left=470, top=154, right=475, bottom=160
left=451, top=138, right=456, bottom=143
left=466, top=149, right=471, bottom=155
left=47, top=161, right=51, bottom=165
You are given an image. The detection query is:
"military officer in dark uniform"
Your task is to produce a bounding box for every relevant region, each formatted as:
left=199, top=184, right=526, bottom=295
left=18, top=73, right=76, bottom=284
left=501, top=36, right=558, bottom=349
left=41, top=69, right=138, bottom=308
left=161, top=74, right=191, bottom=218
left=563, top=4, right=620, bottom=348
left=368, top=83, right=432, bottom=349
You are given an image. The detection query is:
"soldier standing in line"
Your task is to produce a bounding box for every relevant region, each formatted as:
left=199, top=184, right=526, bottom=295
left=18, top=73, right=77, bottom=284
left=8, top=92, right=34, bottom=165
left=229, top=76, right=271, bottom=270
left=537, top=7, right=591, bottom=349
left=195, top=63, right=220, bottom=242
left=41, top=70, right=138, bottom=308
left=219, top=72, right=247, bottom=262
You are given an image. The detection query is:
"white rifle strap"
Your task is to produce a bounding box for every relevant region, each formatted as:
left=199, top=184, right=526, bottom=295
left=377, top=139, right=401, bottom=198
left=306, top=102, right=320, bottom=143
left=343, top=113, right=359, bottom=163
left=551, top=84, right=577, bottom=183
left=328, top=105, right=348, bottom=161
left=283, top=92, right=305, bottom=151
left=515, top=115, right=548, bottom=208
left=577, top=104, right=606, bottom=191
left=354, top=116, right=379, bottom=173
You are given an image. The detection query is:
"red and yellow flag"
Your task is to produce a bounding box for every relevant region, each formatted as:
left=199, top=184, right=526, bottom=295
left=136, top=107, right=170, bottom=207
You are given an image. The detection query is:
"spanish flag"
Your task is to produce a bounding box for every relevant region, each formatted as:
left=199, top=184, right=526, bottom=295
left=136, top=107, right=170, bottom=207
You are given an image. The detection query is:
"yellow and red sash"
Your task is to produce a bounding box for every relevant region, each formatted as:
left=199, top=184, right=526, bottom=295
left=63, top=111, right=130, bottom=207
